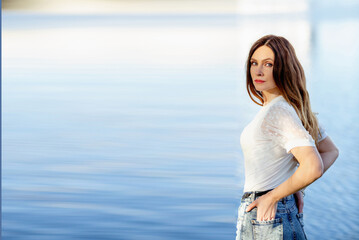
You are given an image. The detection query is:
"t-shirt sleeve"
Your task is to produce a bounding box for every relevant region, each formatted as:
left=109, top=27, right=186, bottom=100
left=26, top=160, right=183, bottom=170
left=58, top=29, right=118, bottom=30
left=261, top=104, right=315, bottom=153
left=317, top=120, right=328, bottom=142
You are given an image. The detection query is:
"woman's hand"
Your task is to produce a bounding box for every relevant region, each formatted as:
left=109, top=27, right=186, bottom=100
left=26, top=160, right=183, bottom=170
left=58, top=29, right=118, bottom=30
left=294, top=191, right=304, bottom=213
left=245, top=193, right=278, bottom=221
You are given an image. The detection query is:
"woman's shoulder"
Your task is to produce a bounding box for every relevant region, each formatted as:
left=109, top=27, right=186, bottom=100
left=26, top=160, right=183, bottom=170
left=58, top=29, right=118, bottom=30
left=264, top=97, right=298, bottom=120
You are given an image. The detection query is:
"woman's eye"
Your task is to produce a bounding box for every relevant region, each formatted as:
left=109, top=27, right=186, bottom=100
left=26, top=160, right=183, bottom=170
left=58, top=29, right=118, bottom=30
left=250, top=62, right=257, bottom=66
left=265, top=63, right=273, bottom=67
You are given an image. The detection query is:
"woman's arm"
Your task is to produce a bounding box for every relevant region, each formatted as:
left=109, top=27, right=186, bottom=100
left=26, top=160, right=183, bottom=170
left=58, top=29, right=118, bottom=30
left=317, top=136, right=339, bottom=174
left=293, top=136, right=339, bottom=212
left=246, top=146, right=324, bottom=220
left=270, top=146, right=323, bottom=200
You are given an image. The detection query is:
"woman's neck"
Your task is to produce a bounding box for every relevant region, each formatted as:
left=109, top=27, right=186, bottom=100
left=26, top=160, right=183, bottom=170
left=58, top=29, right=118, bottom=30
left=262, top=88, right=281, bottom=106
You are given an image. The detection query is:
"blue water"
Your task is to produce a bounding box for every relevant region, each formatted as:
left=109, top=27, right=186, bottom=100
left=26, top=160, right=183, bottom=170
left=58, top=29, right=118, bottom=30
left=2, top=9, right=359, bottom=240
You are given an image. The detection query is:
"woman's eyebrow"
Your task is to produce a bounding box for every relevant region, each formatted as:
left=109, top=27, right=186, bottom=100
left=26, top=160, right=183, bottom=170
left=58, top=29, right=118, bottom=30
left=250, top=57, right=274, bottom=61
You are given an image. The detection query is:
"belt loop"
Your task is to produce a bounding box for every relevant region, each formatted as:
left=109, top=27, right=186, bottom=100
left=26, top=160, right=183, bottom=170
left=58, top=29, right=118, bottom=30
left=251, top=192, right=255, bottom=202
left=250, top=192, right=256, bottom=202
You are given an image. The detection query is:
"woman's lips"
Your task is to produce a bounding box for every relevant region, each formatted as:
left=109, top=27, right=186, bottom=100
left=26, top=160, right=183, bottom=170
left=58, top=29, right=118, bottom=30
left=254, top=79, right=265, bottom=83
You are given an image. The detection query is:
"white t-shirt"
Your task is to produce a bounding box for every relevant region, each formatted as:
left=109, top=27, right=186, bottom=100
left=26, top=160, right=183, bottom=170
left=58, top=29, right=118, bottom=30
left=240, top=95, right=327, bottom=192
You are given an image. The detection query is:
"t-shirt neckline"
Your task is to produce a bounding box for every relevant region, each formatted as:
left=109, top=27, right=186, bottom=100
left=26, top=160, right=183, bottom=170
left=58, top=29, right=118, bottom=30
left=262, top=95, right=284, bottom=108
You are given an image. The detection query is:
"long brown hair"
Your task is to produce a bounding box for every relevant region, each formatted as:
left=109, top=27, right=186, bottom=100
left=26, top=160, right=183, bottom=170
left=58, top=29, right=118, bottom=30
left=246, top=34, right=322, bottom=147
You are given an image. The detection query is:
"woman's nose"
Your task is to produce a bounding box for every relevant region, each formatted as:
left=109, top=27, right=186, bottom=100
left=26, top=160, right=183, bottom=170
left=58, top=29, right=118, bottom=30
left=256, top=66, right=264, bottom=76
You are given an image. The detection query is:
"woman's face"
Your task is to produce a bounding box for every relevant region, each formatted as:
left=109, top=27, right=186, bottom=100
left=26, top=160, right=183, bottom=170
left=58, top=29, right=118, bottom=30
left=250, top=45, right=278, bottom=93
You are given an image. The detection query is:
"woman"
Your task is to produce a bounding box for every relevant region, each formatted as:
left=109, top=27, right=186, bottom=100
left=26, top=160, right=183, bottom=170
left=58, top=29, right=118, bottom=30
left=236, top=35, right=339, bottom=240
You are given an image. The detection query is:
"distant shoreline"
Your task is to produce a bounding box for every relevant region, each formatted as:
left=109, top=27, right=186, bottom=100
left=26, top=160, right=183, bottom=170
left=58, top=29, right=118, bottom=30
left=2, top=0, right=237, bottom=15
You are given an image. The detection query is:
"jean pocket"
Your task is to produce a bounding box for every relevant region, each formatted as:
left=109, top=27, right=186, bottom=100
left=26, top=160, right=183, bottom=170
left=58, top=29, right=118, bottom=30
left=296, top=212, right=304, bottom=228
left=251, top=218, right=283, bottom=240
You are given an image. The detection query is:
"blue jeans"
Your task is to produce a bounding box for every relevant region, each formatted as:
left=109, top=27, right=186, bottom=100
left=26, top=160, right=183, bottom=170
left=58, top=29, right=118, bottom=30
left=236, top=192, right=307, bottom=240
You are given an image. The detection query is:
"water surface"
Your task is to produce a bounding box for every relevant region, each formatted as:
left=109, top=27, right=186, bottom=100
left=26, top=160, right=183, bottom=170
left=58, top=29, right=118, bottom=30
left=2, top=11, right=359, bottom=240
